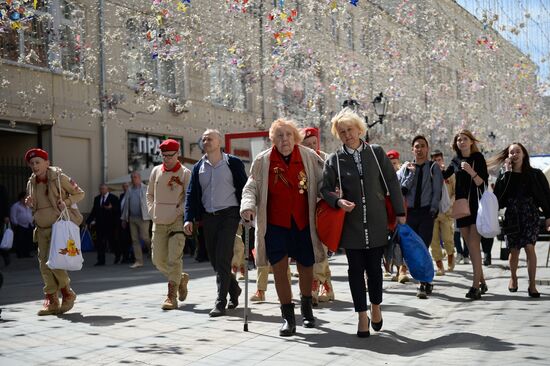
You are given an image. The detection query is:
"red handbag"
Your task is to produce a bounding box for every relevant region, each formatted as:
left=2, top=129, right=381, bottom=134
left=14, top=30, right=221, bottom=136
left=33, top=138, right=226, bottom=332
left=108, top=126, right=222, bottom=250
left=316, top=199, right=345, bottom=252
left=369, top=144, right=398, bottom=230
left=385, top=195, right=397, bottom=231
left=316, top=154, right=345, bottom=252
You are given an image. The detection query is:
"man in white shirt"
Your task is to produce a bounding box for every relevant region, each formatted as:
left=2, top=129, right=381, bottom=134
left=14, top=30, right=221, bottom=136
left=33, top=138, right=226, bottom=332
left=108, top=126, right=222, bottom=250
left=10, top=192, right=35, bottom=258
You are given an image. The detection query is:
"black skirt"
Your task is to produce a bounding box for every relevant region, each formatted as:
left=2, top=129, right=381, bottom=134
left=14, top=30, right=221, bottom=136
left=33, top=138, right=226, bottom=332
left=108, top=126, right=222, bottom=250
left=504, top=196, right=540, bottom=249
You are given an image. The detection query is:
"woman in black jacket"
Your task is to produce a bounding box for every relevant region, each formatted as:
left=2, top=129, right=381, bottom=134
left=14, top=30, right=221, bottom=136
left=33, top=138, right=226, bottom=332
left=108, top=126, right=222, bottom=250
left=443, top=130, right=488, bottom=300
left=321, top=108, right=405, bottom=337
left=489, top=143, right=550, bottom=298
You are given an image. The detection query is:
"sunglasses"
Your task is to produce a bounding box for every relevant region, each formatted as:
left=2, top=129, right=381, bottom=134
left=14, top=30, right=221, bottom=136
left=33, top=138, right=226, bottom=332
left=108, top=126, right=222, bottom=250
left=162, top=152, right=177, bottom=158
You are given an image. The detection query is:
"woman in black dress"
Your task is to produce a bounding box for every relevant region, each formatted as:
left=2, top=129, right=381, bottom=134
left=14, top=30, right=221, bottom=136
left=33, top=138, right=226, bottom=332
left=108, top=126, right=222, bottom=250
left=489, top=143, right=550, bottom=298
left=443, top=130, right=488, bottom=300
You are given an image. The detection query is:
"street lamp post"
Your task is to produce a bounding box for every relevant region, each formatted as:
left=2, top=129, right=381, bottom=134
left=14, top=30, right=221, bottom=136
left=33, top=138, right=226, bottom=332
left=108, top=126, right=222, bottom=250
left=342, top=92, right=387, bottom=142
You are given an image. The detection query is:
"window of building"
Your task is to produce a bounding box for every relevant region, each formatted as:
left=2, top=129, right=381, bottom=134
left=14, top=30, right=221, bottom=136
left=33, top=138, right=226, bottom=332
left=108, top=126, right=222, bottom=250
left=344, top=13, right=354, bottom=50
left=209, top=45, right=247, bottom=111
left=125, top=18, right=178, bottom=96
left=274, top=55, right=323, bottom=125
left=330, top=13, right=339, bottom=42
left=0, top=0, right=84, bottom=74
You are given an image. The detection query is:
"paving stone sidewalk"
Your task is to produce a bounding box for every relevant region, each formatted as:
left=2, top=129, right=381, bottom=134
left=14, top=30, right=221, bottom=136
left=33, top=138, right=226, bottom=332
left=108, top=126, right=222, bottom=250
left=1, top=243, right=550, bottom=365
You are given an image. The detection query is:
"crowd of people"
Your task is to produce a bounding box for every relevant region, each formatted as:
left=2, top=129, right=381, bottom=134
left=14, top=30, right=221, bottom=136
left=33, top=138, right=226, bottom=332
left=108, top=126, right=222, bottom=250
left=1, top=107, right=550, bottom=339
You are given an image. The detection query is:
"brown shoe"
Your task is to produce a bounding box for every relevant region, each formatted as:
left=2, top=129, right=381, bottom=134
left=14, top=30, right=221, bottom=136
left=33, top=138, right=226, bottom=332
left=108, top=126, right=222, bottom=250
left=162, top=281, right=178, bottom=310
left=37, top=293, right=60, bottom=316
left=59, top=286, right=77, bottom=314
left=250, top=289, right=265, bottom=302
left=178, top=273, right=189, bottom=301
left=447, top=254, right=455, bottom=272
left=435, top=260, right=445, bottom=276
left=318, top=280, right=335, bottom=302
left=311, top=280, right=320, bottom=306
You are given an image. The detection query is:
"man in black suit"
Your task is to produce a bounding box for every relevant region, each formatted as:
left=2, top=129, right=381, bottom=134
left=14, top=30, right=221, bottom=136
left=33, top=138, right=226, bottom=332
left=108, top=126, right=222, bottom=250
left=86, top=184, right=120, bottom=265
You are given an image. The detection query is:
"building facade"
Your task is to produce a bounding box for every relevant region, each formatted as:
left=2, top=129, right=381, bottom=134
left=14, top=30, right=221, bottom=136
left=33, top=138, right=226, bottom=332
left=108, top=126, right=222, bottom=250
left=0, top=0, right=546, bottom=211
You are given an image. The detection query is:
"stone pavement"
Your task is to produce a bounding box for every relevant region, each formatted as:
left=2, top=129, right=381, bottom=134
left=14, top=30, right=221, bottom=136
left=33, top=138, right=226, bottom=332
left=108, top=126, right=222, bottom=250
left=1, top=242, right=550, bottom=366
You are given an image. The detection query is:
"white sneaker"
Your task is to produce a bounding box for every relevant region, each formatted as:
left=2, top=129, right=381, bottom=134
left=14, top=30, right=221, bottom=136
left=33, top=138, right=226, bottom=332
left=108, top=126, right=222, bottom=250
left=456, top=253, right=464, bottom=264
left=463, top=257, right=470, bottom=264
left=130, top=262, right=143, bottom=269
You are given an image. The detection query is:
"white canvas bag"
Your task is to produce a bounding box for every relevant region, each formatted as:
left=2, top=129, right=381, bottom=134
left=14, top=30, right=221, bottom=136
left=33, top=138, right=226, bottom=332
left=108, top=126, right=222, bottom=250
left=476, top=187, right=500, bottom=238
left=46, top=174, right=83, bottom=271
left=0, top=224, right=14, bottom=250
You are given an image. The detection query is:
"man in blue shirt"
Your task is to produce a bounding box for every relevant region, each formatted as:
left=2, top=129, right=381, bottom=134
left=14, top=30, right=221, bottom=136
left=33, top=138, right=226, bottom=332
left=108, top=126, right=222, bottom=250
left=398, top=135, right=443, bottom=299
left=184, top=129, right=248, bottom=317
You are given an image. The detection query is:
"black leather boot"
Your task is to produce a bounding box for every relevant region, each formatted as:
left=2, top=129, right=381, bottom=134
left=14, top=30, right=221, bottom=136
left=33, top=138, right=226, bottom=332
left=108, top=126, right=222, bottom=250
left=279, top=303, right=296, bottom=336
left=300, top=295, right=315, bottom=328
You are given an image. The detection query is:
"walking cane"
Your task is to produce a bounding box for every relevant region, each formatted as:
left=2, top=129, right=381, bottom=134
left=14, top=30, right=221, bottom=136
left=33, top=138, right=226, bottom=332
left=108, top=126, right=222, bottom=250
left=243, top=222, right=250, bottom=332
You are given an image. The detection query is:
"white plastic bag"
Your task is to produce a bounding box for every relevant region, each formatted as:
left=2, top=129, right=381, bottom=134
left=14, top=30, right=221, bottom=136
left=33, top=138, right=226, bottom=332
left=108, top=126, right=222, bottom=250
left=476, top=189, right=500, bottom=238
left=0, top=225, right=14, bottom=250
left=439, top=183, right=452, bottom=213
left=47, top=211, right=83, bottom=271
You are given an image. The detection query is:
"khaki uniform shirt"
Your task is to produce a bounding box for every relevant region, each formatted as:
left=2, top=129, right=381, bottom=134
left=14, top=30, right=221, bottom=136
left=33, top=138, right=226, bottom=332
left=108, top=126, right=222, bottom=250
left=147, top=164, right=191, bottom=225
left=27, top=166, right=85, bottom=228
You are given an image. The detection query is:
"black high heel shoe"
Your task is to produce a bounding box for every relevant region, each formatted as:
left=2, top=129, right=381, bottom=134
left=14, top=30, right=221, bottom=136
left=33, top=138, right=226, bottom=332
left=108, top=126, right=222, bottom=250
left=372, top=318, right=383, bottom=331
left=508, top=287, right=518, bottom=293
left=357, top=318, right=370, bottom=338
left=528, top=288, right=541, bottom=298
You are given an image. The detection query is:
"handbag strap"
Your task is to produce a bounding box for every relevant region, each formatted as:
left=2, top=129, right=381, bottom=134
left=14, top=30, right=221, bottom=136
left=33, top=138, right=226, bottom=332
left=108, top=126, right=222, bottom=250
left=56, top=173, right=70, bottom=221
left=368, top=144, right=390, bottom=196
left=336, top=149, right=343, bottom=199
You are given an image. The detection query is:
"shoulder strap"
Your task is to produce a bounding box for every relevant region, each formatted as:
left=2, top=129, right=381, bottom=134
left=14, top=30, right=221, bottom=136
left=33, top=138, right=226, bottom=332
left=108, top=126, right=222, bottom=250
left=335, top=151, right=342, bottom=199
left=368, top=144, right=389, bottom=196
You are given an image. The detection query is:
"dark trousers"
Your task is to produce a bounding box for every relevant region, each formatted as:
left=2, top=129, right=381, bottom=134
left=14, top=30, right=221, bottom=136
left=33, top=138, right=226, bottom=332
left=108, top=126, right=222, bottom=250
left=407, top=207, right=435, bottom=284
left=14, top=225, right=33, bottom=257
left=95, top=228, right=115, bottom=264
left=345, top=247, right=384, bottom=312
left=481, top=237, right=494, bottom=256
left=120, top=225, right=133, bottom=262
left=454, top=231, right=469, bottom=257
left=194, top=226, right=209, bottom=262
left=407, top=207, right=435, bottom=249
left=202, top=207, right=241, bottom=309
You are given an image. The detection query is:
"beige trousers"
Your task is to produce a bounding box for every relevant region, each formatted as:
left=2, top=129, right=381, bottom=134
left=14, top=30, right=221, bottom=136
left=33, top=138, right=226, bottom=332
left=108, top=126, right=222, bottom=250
left=313, top=258, right=332, bottom=284
left=151, top=220, right=185, bottom=283
left=35, top=227, right=70, bottom=294
left=430, top=213, right=455, bottom=261
left=129, top=216, right=151, bottom=264
left=256, top=265, right=291, bottom=291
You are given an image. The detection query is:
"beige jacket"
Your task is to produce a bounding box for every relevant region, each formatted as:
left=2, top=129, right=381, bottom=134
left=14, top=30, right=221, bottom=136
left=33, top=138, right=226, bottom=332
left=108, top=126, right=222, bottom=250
left=146, top=164, right=191, bottom=225
left=240, top=145, right=326, bottom=267
left=27, top=166, right=85, bottom=228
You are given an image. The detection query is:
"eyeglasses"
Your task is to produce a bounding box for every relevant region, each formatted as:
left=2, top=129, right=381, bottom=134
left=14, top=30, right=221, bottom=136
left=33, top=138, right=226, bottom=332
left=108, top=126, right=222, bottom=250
left=162, top=152, right=177, bottom=158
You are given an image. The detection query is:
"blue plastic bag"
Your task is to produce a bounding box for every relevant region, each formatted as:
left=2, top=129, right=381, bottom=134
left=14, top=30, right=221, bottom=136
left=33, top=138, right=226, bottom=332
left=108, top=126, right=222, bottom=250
left=397, top=224, right=434, bottom=283
left=80, top=228, right=94, bottom=253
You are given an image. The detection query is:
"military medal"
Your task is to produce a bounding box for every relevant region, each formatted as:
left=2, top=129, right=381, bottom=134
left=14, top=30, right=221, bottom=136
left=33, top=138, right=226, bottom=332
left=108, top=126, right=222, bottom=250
left=298, top=170, right=307, bottom=194
left=273, top=167, right=290, bottom=187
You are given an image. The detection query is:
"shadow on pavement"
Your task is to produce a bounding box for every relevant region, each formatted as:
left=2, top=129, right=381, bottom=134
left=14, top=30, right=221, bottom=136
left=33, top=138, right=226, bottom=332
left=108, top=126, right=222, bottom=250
left=306, top=328, right=516, bottom=355
left=57, top=312, right=135, bottom=327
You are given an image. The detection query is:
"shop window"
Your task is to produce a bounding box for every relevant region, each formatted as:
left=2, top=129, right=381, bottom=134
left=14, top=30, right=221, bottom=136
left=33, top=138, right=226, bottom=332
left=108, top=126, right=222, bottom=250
left=127, top=132, right=183, bottom=172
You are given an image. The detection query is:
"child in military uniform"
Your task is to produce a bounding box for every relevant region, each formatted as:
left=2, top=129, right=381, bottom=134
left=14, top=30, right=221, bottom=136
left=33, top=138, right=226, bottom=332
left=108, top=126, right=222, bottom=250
left=25, top=148, right=85, bottom=316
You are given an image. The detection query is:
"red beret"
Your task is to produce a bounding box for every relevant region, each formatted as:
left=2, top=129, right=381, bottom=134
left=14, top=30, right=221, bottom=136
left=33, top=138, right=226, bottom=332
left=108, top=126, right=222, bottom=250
left=303, top=127, right=319, bottom=139
left=159, top=139, right=180, bottom=152
left=386, top=149, right=400, bottom=160
left=25, top=148, right=49, bottom=162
